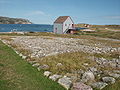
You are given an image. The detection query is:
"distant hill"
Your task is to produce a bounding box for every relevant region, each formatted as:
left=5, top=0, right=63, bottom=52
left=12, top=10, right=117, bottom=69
left=0, top=16, right=32, bottom=24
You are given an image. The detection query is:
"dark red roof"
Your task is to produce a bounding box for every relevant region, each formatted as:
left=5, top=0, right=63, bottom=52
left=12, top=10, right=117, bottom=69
left=54, top=16, right=70, bottom=23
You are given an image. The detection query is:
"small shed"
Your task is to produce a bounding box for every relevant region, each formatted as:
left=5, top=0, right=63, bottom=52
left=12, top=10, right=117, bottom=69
left=53, top=16, right=75, bottom=34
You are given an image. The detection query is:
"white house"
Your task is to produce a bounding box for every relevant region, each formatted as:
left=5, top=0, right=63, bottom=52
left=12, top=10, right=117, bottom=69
left=53, top=16, right=75, bottom=34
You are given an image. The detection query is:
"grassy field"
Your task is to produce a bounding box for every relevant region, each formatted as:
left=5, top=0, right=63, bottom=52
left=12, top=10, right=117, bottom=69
left=78, top=29, right=120, bottom=40
left=0, top=27, right=120, bottom=40
left=102, top=80, right=120, bottom=90
left=0, top=40, right=65, bottom=90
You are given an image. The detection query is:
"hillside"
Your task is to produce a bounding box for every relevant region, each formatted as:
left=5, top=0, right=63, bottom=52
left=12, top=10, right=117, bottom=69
left=0, top=16, right=32, bottom=24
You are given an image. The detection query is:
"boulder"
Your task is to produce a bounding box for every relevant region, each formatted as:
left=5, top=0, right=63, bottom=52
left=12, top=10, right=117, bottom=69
left=44, top=71, right=51, bottom=77
left=58, top=76, right=72, bottom=90
left=102, top=77, right=115, bottom=84
left=49, top=74, right=62, bottom=81
left=91, top=82, right=108, bottom=89
left=81, top=71, right=95, bottom=83
left=72, top=82, right=93, bottom=90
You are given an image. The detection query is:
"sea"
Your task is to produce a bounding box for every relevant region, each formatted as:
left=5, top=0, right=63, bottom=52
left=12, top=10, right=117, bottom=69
left=0, top=24, right=53, bottom=32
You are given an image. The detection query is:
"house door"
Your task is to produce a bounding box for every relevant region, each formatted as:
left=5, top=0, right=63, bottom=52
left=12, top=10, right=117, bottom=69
left=55, top=28, right=57, bottom=33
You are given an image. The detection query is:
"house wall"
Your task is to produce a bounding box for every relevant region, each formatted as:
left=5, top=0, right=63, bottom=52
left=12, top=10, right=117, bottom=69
left=53, top=23, right=63, bottom=34
left=63, top=17, right=74, bottom=34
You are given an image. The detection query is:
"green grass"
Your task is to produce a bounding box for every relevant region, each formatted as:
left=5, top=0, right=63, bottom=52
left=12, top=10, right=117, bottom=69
left=0, top=40, right=65, bottom=90
left=102, top=80, right=120, bottom=90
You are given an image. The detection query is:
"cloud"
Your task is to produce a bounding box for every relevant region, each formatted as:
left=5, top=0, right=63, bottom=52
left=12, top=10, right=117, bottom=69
left=26, top=10, right=49, bottom=16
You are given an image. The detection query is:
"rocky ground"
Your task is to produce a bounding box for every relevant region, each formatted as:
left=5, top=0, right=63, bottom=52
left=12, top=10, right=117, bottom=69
left=1, top=36, right=120, bottom=90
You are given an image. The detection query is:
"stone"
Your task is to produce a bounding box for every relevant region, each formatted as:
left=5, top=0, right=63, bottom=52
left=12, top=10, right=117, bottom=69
left=28, top=60, right=37, bottom=64
left=109, top=62, right=117, bottom=68
left=109, top=73, right=120, bottom=78
left=38, top=64, right=49, bottom=70
left=15, top=50, right=19, bottom=54
left=22, top=55, right=27, bottom=59
left=116, top=64, right=120, bottom=68
left=89, top=67, right=97, bottom=73
left=44, top=71, right=51, bottom=77
left=81, top=71, right=95, bottom=83
left=32, top=63, right=40, bottom=67
left=49, top=74, right=62, bottom=81
left=72, top=82, right=93, bottom=90
left=83, top=63, right=89, bottom=66
left=56, top=63, right=63, bottom=67
left=113, top=70, right=120, bottom=74
left=19, top=53, right=23, bottom=57
left=102, top=77, right=115, bottom=84
left=91, top=82, right=108, bottom=89
left=58, top=76, right=72, bottom=90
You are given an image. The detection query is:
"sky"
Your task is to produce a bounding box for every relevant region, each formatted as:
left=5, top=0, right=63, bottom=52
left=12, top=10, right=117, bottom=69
left=0, top=0, right=120, bottom=25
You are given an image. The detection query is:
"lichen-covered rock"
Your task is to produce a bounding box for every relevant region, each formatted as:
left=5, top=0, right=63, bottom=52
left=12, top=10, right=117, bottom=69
left=72, top=82, right=93, bottom=90
left=49, top=74, right=62, bottom=81
left=58, top=76, right=72, bottom=90
left=91, top=82, right=108, bottom=89
left=81, top=71, right=95, bottom=83
left=102, top=77, right=115, bottom=84
left=44, top=71, right=51, bottom=77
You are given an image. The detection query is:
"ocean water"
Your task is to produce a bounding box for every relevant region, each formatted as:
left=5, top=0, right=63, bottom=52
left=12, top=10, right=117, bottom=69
left=0, top=24, right=53, bottom=32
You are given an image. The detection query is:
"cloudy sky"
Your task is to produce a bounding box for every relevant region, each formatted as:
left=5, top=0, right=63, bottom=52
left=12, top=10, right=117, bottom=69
left=0, top=0, right=120, bottom=24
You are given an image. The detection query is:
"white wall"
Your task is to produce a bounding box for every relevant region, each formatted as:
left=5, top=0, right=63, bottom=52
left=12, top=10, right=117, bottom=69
left=53, top=23, right=63, bottom=34
left=63, top=17, right=74, bottom=33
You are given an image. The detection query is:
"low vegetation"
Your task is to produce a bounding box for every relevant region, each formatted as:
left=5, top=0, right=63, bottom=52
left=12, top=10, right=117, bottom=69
left=36, top=52, right=97, bottom=74
left=0, top=40, right=65, bottom=90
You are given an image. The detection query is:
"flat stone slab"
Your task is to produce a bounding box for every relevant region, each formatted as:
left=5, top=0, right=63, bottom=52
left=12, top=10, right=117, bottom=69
left=58, top=76, right=72, bottom=90
left=72, top=82, right=93, bottom=90
left=91, top=82, right=108, bottom=89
